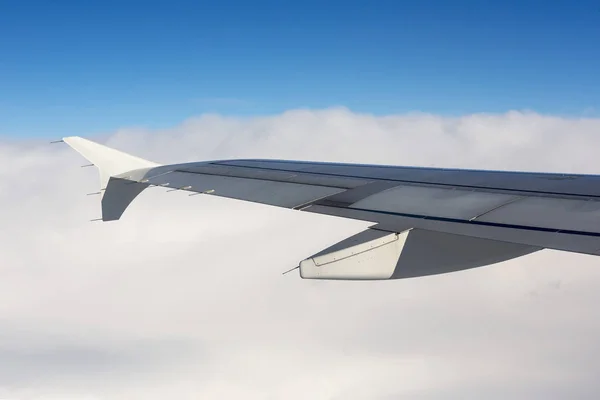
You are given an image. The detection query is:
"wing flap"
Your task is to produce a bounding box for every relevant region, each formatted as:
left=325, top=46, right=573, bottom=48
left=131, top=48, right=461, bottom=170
left=476, top=196, right=600, bottom=232
left=350, top=185, right=524, bottom=221
left=303, top=204, right=600, bottom=256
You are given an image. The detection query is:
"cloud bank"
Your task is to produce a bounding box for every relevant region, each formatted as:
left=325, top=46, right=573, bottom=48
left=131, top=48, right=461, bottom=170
left=2, top=107, right=600, bottom=399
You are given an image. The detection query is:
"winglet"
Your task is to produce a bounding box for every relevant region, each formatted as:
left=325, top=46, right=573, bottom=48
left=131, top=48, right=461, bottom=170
left=63, top=136, right=159, bottom=190
left=63, top=136, right=161, bottom=221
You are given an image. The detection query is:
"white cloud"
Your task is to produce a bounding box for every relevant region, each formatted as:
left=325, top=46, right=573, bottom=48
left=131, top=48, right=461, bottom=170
left=2, top=107, right=600, bottom=399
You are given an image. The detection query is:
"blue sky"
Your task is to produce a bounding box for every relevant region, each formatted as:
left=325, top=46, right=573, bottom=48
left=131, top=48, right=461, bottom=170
left=1, top=0, right=599, bottom=137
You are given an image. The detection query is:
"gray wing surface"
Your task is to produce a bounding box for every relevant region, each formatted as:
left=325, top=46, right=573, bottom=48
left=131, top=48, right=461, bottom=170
left=63, top=136, right=600, bottom=281
left=141, top=160, right=600, bottom=253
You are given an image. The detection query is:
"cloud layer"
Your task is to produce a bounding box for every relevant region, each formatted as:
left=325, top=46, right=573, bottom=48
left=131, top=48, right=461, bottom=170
left=2, top=108, right=600, bottom=399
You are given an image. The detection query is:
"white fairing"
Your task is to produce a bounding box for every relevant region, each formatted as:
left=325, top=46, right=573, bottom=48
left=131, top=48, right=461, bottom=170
left=299, top=228, right=539, bottom=280
left=299, top=231, right=407, bottom=280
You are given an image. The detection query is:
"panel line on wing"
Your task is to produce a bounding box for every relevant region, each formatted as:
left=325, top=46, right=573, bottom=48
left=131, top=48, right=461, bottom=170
left=218, top=159, right=587, bottom=178
left=212, top=162, right=600, bottom=200
left=342, top=206, right=600, bottom=238
left=175, top=166, right=359, bottom=189
left=292, top=190, right=354, bottom=210
left=468, top=196, right=527, bottom=221
left=312, top=181, right=402, bottom=208
left=303, top=204, right=600, bottom=256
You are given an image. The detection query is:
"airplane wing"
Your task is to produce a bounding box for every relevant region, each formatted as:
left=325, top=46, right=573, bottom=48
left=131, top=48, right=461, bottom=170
left=61, top=136, right=600, bottom=280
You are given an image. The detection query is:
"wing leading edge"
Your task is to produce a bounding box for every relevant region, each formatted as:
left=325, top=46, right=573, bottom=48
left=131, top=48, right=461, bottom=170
left=62, top=136, right=600, bottom=280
